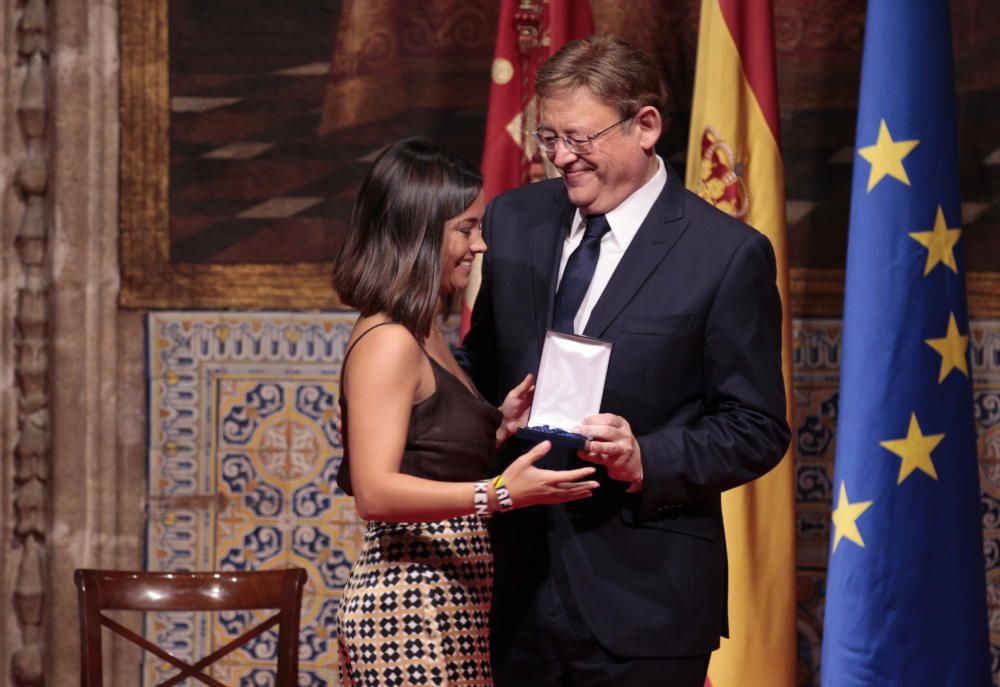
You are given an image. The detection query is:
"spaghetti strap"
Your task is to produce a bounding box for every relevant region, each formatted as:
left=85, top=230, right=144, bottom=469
left=340, top=321, right=432, bottom=395
left=342, top=321, right=411, bottom=366
left=341, top=324, right=475, bottom=399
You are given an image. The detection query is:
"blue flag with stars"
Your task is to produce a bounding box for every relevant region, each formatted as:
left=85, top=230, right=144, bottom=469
left=820, top=2, right=990, bottom=684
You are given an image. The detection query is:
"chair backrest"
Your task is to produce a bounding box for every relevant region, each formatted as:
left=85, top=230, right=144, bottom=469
left=74, top=568, right=307, bottom=687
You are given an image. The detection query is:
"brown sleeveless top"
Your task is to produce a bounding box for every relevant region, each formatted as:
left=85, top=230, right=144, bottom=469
left=336, top=322, right=503, bottom=495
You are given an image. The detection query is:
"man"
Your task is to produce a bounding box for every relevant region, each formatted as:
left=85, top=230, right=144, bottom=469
left=461, top=35, right=790, bottom=685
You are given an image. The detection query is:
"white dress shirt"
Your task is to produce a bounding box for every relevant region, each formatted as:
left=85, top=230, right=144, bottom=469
left=556, top=156, right=668, bottom=334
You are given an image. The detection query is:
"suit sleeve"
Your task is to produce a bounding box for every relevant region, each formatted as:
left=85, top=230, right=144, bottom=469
left=634, top=230, right=790, bottom=520
left=454, top=197, right=501, bottom=404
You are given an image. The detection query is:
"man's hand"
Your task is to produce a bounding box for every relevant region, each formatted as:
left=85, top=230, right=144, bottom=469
left=574, top=413, right=644, bottom=492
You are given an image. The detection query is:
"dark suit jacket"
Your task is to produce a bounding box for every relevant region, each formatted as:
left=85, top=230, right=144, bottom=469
left=461, top=163, right=790, bottom=659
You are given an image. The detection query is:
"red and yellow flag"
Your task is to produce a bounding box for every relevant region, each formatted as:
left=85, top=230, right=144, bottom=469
left=461, top=0, right=593, bottom=337
left=685, top=1, right=796, bottom=686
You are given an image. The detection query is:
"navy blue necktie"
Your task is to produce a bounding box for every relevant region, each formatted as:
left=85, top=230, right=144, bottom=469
left=552, top=214, right=612, bottom=333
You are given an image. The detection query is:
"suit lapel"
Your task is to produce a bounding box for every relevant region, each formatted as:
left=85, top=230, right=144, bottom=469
left=532, top=189, right=576, bottom=347
left=583, top=170, right=690, bottom=339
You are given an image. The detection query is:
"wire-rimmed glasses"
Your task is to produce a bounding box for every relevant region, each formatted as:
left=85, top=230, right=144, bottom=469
left=533, top=115, right=634, bottom=155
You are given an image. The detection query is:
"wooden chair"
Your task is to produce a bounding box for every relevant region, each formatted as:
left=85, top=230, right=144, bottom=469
left=74, top=567, right=307, bottom=687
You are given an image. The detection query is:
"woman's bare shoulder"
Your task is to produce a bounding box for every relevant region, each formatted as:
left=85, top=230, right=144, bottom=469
left=344, top=317, right=425, bottom=391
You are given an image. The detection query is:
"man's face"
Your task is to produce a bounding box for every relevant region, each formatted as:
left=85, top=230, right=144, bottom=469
left=538, top=87, right=658, bottom=216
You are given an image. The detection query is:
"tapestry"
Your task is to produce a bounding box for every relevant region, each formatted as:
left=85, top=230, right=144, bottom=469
left=145, top=312, right=1000, bottom=685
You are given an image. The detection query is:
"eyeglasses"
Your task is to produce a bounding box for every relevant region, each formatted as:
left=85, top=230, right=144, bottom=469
left=533, top=115, right=634, bottom=155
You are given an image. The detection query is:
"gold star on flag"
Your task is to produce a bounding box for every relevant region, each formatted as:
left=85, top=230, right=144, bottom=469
left=879, top=413, right=943, bottom=484
left=857, top=119, right=919, bottom=192
left=831, top=482, right=873, bottom=553
left=909, top=206, right=962, bottom=276
left=925, top=312, right=969, bottom=383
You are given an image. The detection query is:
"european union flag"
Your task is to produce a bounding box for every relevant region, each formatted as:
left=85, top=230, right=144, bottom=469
left=820, top=1, right=991, bottom=684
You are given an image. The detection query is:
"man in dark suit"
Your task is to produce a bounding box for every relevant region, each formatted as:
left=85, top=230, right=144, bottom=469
left=461, top=35, right=790, bottom=686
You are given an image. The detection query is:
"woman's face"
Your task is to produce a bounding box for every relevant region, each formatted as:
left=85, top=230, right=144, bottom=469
left=439, top=190, right=486, bottom=295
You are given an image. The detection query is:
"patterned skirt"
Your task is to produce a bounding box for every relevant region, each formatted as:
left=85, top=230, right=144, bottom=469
left=337, top=515, right=494, bottom=687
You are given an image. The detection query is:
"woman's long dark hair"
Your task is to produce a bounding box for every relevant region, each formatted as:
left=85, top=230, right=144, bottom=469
left=332, top=138, right=483, bottom=338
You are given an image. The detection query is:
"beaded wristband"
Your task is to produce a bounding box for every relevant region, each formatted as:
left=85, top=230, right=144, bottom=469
left=474, top=479, right=492, bottom=518
left=496, top=490, right=513, bottom=512
left=492, top=475, right=514, bottom=513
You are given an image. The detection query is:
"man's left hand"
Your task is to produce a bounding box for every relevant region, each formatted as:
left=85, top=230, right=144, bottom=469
left=575, top=413, right=643, bottom=492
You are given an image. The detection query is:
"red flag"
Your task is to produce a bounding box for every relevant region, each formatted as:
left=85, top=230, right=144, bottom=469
left=461, top=0, right=594, bottom=337
left=686, top=1, right=796, bottom=686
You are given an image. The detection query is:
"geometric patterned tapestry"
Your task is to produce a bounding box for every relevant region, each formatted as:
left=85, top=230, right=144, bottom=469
left=145, top=312, right=1000, bottom=686
left=145, top=311, right=360, bottom=686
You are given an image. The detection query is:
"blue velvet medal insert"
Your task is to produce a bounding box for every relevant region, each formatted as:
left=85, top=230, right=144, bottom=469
left=515, top=425, right=587, bottom=450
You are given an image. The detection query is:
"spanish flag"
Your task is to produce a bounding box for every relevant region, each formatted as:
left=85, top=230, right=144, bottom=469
left=461, top=0, right=593, bottom=337
left=685, top=1, right=796, bottom=685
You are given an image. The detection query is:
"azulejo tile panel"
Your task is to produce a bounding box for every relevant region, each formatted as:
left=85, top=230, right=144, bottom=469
left=146, top=312, right=360, bottom=685
left=972, top=323, right=1000, bottom=685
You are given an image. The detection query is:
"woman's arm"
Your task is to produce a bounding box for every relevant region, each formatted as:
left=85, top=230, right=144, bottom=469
left=345, top=326, right=598, bottom=522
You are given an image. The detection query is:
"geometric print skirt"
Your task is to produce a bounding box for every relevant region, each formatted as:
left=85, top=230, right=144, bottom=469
left=337, top=515, right=494, bottom=686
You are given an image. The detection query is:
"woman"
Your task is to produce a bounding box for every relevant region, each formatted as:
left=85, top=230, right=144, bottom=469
left=332, top=138, right=598, bottom=687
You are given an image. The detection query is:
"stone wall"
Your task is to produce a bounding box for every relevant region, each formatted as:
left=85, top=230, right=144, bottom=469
left=0, top=1, right=147, bottom=685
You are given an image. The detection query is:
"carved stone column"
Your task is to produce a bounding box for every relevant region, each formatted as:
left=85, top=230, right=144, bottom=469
left=1, top=0, right=140, bottom=685
left=1, top=0, right=24, bottom=683
left=2, top=1, right=52, bottom=685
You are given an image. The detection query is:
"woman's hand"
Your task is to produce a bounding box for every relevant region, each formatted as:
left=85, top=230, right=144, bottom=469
left=500, top=441, right=600, bottom=508
left=496, top=373, right=534, bottom=446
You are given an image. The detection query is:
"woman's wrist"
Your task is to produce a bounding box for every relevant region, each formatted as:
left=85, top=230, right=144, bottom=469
left=486, top=482, right=500, bottom=512
left=475, top=474, right=514, bottom=518
left=473, top=479, right=492, bottom=518
left=491, top=475, right=514, bottom=513
left=495, top=423, right=512, bottom=447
